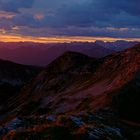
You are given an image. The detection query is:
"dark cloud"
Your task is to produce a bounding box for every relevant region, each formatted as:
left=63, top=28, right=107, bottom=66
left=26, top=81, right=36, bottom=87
left=0, top=0, right=35, bottom=12
left=0, top=0, right=140, bottom=38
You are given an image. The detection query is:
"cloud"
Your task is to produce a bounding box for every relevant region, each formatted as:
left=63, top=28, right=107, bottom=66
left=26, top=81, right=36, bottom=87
left=0, top=0, right=35, bottom=12
left=0, top=11, right=16, bottom=19
left=0, top=0, right=140, bottom=38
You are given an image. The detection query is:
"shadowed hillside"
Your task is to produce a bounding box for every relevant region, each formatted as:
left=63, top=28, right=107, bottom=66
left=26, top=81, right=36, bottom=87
left=1, top=44, right=140, bottom=139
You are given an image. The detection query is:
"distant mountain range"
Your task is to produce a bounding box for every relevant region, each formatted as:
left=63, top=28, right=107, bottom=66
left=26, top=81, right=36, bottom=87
left=0, top=43, right=140, bottom=139
left=0, top=42, right=113, bottom=66
left=95, top=40, right=139, bottom=51
left=0, top=41, right=138, bottom=66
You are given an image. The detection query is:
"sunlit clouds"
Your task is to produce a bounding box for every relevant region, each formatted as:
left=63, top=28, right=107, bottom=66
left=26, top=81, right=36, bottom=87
left=0, top=0, right=140, bottom=41
left=0, top=11, right=16, bottom=19
left=34, top=13, right=45, bottom=20
left=0, top=34, right=140, bottom=43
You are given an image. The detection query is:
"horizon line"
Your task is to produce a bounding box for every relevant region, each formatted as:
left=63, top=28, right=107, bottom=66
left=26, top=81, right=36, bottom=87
left=0, top=34, right=140, bottom=43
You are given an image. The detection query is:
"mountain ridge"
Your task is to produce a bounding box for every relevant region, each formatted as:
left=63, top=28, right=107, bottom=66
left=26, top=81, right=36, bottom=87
left=3, top=43, right=139, bottom=117
left=1, top=44, right=140, bottom=139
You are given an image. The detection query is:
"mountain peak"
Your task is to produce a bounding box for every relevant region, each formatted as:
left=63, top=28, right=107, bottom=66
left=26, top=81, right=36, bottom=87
left=45, top=51, right=95, bottom=73
left=56, top=51, right=90, bottom=59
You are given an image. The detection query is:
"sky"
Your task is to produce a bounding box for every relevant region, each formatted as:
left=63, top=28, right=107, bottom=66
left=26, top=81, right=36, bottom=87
left=0, top=0, right=140, bottom=42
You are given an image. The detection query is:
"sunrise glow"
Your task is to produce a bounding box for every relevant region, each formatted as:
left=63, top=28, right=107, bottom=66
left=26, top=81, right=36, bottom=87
left=0, top=34, right=140, bottom=43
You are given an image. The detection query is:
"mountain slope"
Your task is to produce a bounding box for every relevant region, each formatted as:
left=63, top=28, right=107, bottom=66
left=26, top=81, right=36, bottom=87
left=0, top=59, right=42, bottom=114
left=113, top=69, right=140, bottom=122
left=6, top=44, right=140, bottom=118
left=1, top=44, right=140, bottom=139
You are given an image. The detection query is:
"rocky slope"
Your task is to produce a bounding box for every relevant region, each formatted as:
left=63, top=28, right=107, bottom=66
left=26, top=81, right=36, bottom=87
left=12, top=44, right=140, bottom=116
left=1, top=44, right=140, bottom=139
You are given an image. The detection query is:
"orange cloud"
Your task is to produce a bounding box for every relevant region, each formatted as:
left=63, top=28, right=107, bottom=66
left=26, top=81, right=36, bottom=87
left=0, top=11, right=16, bottom=19
left=0, top=34, right=139, bottom=43
left=0, top=29, right=6, bottom=34
left=34, top=13, right=45, bottom=20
